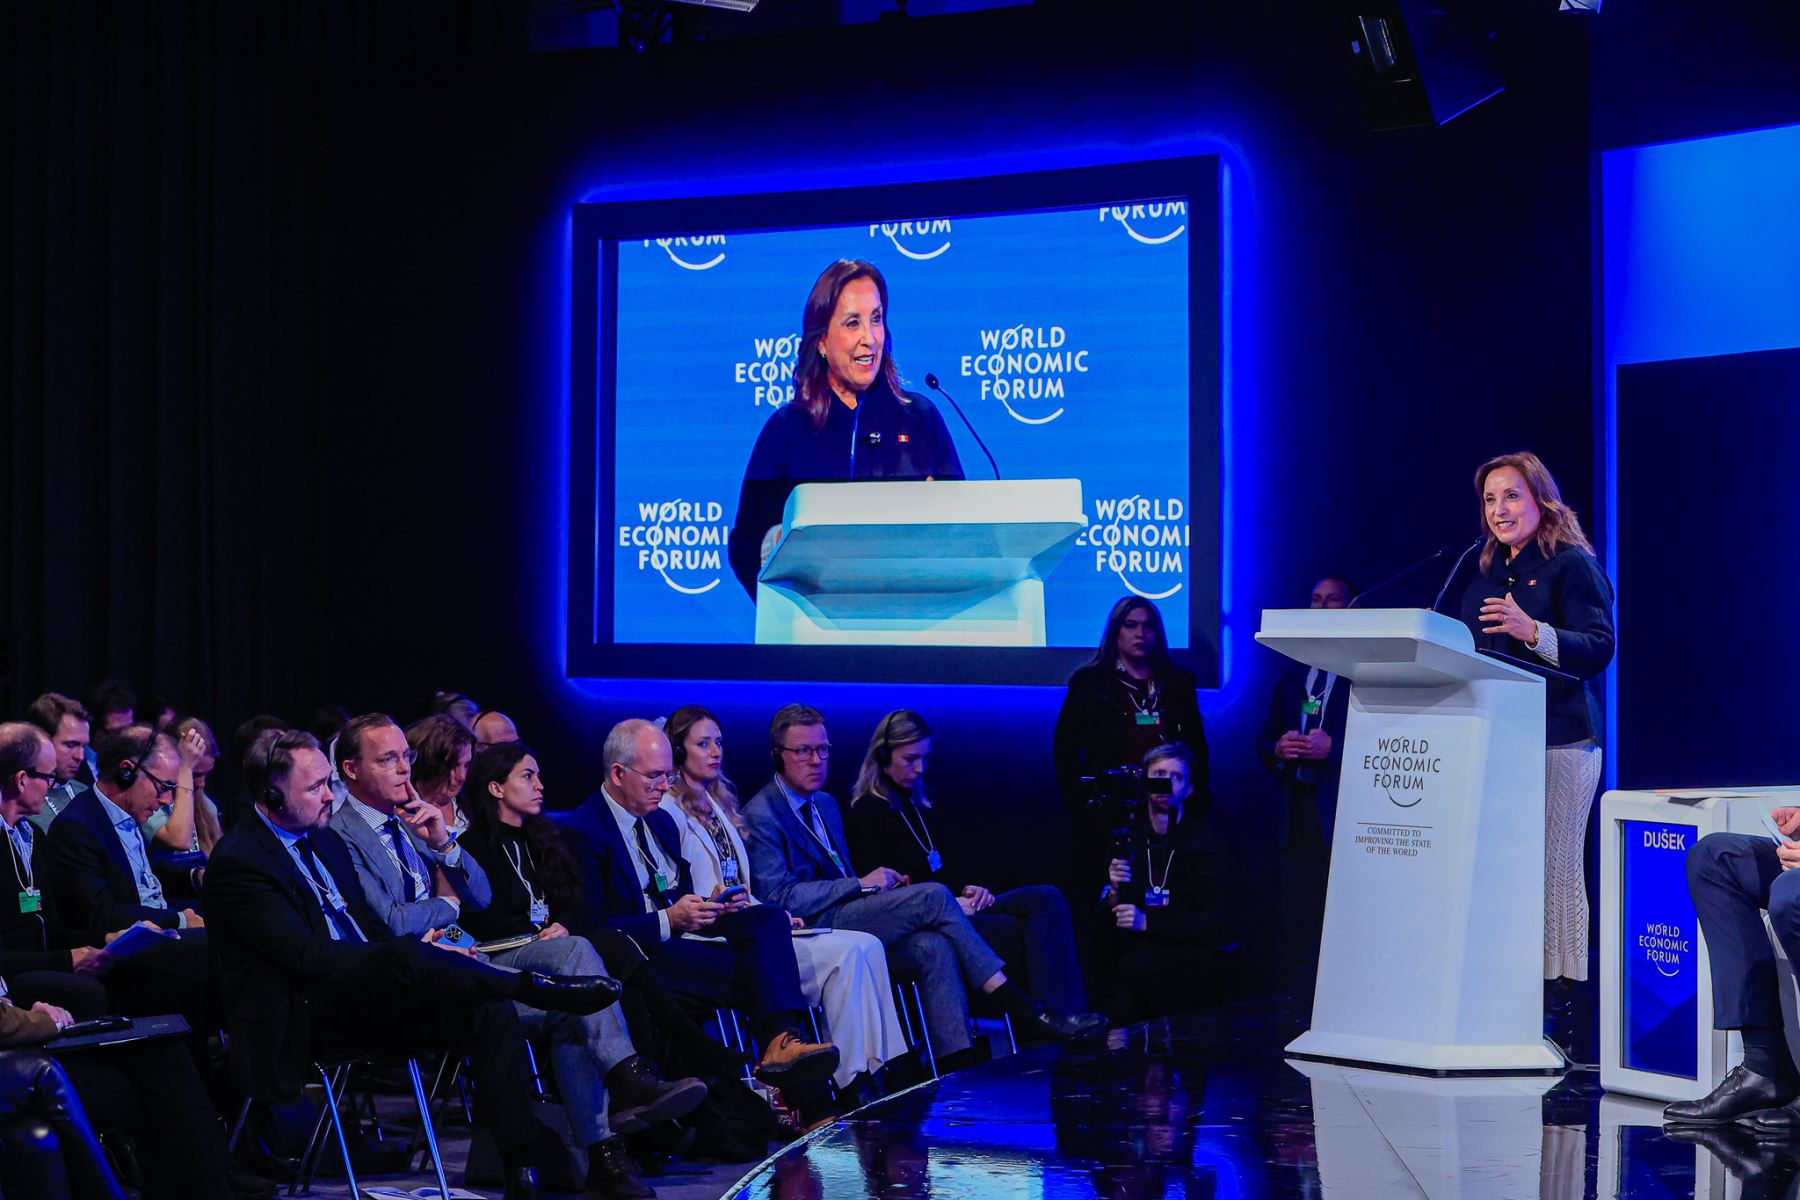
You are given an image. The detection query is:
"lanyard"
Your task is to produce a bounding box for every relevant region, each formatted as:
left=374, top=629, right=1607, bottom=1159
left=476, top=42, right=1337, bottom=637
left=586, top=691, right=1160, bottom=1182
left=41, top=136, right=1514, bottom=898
left=777, top=778, right=845, bottom=874
left=503, top=840, right=542, bottom=905
left=1299, top=667, right=1338, bottom=734
left=4, top=825, right=31, bottom=891
left=897, top=800, right=937, bottom=859
left=1119, top=669, right=1159, bottom=714
left=1146, top=841, right=1176, bottom=893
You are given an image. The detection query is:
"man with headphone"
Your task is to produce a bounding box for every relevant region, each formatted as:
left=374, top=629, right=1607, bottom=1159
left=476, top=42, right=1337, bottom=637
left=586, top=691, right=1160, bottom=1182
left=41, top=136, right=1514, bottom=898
left=743, top=704, right=1107, bottom=1076
left=205, top=729, right=622, bottom=1200
left=43, top=726, right=202, bottom=935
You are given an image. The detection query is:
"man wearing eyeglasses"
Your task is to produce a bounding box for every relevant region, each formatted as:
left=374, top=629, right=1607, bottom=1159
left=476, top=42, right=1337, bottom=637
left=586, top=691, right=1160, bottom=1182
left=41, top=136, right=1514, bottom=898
left=745, top=704, right=1108, bottom=1074
left=43, top=726, right=204, bottom=934
left=566, top=719, right=841, bottom=1120
left=327, top=713, right=490, bottom=937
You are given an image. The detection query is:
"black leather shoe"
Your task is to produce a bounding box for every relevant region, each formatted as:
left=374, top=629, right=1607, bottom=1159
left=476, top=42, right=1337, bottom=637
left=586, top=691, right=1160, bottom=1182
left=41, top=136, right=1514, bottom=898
left=605, top=1055, right=708, bottom=1134
left=515, top=973, right=624, bottom=1016
left=1748, top=1100, right=1800, bottom=1138
left=1031, top=1010, right=1110, bottom=1040
left=585, top=1135, right=656, bottom=1199
left=503, top=1164, right=544, bottom=1200
left=1663, top=1066, right=1796, bottom=1125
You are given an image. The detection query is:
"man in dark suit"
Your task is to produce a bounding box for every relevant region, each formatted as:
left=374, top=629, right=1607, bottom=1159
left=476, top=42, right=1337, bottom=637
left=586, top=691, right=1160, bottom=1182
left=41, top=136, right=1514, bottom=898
left=205, top=729, right=621, bottom=1200
left=744, top=704, right=1107, bottom=1071
left=43, top=727, right=202, bottom=935
left=23, top=691, right=94, bottom=833
left=563, top=719, right=838, bottom=1112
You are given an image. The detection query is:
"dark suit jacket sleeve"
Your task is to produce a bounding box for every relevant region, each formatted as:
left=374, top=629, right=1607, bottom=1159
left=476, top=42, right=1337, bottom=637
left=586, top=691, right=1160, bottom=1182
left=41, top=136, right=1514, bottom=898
left=44, top=817, right=180, bottom=933
left=1257, top=670, right=1297, bottom=771
left=1549, top=551, right=1616, bottom=681
left=202, top=843, right=371, bottom=987
left=566, top=809, right=666, bottom=950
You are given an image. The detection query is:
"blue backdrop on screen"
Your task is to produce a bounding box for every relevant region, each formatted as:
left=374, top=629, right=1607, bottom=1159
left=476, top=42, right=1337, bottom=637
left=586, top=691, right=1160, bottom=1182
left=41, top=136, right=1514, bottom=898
left=608, top=201, right=1192, bottom=647
left=1620, top=819, right=1700, bottom=1079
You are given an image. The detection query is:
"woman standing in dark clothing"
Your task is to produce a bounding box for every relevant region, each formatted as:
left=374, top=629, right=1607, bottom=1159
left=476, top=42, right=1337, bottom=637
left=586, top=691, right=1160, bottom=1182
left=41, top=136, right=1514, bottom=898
left=727, top=258, right=963, bottom=597
left=1455, top=451, right=1614, bottom=1043
left=1099, top=743, right=1230, bottom=1022
left=846, top=710, right=1088, bottom=1016
left=1052, top=596, right=1207, bottom=811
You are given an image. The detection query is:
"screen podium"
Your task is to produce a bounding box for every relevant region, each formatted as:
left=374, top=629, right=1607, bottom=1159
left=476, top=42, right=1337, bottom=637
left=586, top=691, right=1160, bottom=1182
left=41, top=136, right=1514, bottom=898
left=1257, top=607, right=1560, bottom=1073
left=754, top=479, right=1087, bottom=646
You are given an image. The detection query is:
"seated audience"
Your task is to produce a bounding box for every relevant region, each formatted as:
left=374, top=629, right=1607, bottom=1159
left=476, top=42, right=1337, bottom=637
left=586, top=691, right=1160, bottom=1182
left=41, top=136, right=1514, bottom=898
left=406, top=713, right=474, bottom=835
left=144, top=695, right=180, bottom=733
left=475, top=709, right=521, bottom=751
left=82, top=682, right=136, bottom=738
left=1099, top=743, right=1230, bottom=1022
left=44, top=728, right=203, bottom=933
left=142, top=718, right=223, bottom=901
left=23, top=693, right=92, bottom=831
left=328, top=713, right=489, bottom=936
left=664, top=705, right=906, bottom=1104
left=223, top=715, right=291, bottom=832
left=206, top=729, right=621, bottom=1200
left=428, top=690, right=482, bottom=731
left=848, top=709, right=1088, bottom=1017
left=563, top=720, right=841, bottom=1125
left=744, top=704, right=1106, bottom=1072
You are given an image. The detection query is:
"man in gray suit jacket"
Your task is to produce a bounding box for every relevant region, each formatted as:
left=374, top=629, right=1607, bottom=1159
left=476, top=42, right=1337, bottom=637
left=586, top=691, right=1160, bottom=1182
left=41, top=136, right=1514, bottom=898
left=743, top=704, right=1107, bottom=1072
left=329, top=714, right=489, bottom=935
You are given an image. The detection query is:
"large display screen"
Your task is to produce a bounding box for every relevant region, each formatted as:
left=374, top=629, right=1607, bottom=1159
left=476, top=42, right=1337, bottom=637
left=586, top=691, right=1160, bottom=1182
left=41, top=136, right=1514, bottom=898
left=568, top=159, right=1220, bottom=684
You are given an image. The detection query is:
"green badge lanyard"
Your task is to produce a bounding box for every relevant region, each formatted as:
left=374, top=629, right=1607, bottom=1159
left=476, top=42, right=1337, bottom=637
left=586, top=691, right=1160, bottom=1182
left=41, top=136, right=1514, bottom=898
left=1299, top=667, right=1338, bottom=734
left=6, top=823, right=39, bottom=917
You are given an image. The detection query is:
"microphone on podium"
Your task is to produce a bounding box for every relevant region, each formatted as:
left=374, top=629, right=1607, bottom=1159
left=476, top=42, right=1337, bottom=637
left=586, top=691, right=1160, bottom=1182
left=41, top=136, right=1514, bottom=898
left=1348, top=537, right=1483, bottom=611
left=924, top=373, right=1000, bottom=480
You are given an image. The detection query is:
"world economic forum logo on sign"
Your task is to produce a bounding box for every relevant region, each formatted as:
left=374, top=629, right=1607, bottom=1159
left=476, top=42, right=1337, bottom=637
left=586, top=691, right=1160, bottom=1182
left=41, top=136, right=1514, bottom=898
left=1360, top=737, right=1443, bottom=809
left=642, top=235, right=727, bottom=271
left=869, top=219, right=952, bottom=261
left=1097, top=201, right=1187, bottom=245
left=1635, top=827, right=1692, bottom=978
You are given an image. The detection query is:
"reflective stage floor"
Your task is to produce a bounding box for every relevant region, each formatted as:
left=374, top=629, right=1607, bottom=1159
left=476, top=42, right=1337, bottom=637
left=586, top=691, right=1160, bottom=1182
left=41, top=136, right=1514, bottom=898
left=726, top=1001, right=1762, bottom=1200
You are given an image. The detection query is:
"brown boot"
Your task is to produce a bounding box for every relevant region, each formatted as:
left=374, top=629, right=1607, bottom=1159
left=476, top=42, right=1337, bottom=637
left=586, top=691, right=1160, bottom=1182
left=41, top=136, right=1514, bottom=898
left=752, top=1030, right=839, bottom=1089
left=584, top=1136, right=655, bottom=1200
left=605, top=1054, right=709, bottom=1133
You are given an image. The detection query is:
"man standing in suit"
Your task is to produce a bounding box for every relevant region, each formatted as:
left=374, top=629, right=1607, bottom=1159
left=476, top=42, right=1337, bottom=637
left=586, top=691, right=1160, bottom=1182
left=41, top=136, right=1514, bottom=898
left=744, top=705, right=1107, bottom=1072
left=44, top=727, right=203, bottom=934
left=328, top=713, right=489, bottom=935
left=206, top=729, right=621, bottom=1200
left=563, top=720, right=839, bottom=1120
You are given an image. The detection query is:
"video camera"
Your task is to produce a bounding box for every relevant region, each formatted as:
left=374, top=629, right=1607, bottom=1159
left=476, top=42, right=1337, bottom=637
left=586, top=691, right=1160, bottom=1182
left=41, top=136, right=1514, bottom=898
left=1076, top=766, right=1174, bottom=856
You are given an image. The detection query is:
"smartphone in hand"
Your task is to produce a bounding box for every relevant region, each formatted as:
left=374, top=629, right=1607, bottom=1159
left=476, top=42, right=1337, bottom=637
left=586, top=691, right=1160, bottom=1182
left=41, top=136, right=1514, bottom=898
left=715, top=885, right=749, bottom=904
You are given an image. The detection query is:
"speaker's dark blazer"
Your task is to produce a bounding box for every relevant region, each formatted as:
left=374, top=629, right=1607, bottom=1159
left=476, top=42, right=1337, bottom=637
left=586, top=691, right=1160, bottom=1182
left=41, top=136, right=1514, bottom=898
left=44, top=791, right=184, bottom=934
left=202, top=815, right=392, bottom=1101
left=563, top=790, right=694, bottom=954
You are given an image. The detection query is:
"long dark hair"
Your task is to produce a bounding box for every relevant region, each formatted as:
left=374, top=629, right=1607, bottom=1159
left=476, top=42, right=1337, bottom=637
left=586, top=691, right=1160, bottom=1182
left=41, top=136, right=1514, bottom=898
left=1088, top=595, right=1176, bottom=681
left=464, top=741, right=583, bottom=915
left=792, top=259, right=905, bottom=431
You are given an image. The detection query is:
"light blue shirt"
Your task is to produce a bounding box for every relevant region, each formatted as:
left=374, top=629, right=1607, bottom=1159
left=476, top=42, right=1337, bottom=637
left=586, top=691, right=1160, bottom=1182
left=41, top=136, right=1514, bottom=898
left=777, top=777, right=846, bottom=874
left=94, top=791, right=183, bottom=927
left=0, top=812, right=33, bottom=884
left=255, top=808, right=364, bottom=942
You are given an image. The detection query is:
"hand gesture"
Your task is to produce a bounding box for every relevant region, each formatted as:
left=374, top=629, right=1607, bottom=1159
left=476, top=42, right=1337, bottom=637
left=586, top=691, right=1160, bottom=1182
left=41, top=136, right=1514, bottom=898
left=1774, top=808, right=1800, bottom=839
left=180, top=909, right=204, bottom=929
left=1298, top=729, right=1332, bottom=760
left=175, top=727, right=207, bottom=772
left=961, top=885, right=995, bottom=913
left=422, top=928, right=473, bottom=956
left=30, top=1002, right=74, bottom=1030
left=710, top=883, right=753, bottom=912
left=788, top=912, right=805, bottom=930
left=1107, top=859, right=1132, bottom=887
left=668, top=893, right=722, bottom=933
left=1112, top=903, right=1146, bottom=933
left=1779, top=842, right=1800, bottom=873
left=1275, top=732, right=1308, bottom=762
left=70, top=946, right=112, bottom=976
left=398, top=782, right=451, bottom=850
left=537, top=922, right=569, bottom=940
left=859, top=867, right=903, bottom=893
left=1479, top=593, right=1539, bottom=644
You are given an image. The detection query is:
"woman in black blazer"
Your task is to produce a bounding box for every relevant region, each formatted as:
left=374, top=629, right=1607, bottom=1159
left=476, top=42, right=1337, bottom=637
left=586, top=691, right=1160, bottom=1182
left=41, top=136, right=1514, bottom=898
left=1456, top=451, right=1615, bottom=1044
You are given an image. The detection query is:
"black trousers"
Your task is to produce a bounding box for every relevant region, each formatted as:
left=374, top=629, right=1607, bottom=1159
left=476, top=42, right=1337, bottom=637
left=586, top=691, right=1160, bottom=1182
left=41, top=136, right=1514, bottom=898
left=302, top=940, right=539, bottom=1156
left=969, top=884, right=1088, bottom=1013
left=644, top=904, right=806, bottom=1034
left=7, top=973, right=232, bottom=1200
left=1689, top=832, right=1800, bottom=1030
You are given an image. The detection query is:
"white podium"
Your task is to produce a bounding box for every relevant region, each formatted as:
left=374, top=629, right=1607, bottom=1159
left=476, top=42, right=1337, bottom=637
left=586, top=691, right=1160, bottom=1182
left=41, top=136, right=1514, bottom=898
left=1257, top=607, right=1560, bottom=1073
left=754, top=479, right=1086, bottom=646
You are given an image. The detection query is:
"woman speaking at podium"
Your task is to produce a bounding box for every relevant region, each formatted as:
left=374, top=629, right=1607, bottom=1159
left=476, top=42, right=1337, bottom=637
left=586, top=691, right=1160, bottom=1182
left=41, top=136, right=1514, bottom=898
left=727, top=259, right=964, bottom=598
left=1455, top=451, right=1614, bottom=1052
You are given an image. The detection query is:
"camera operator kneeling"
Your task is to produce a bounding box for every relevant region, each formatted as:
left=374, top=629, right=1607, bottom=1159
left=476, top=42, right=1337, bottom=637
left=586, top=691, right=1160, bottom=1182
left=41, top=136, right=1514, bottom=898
left=1099, top=743, right=1232, bottom=1023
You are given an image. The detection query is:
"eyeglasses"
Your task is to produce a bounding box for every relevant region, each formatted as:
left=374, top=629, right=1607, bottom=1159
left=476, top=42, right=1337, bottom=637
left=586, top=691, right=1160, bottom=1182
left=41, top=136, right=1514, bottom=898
left=372, top=750, right=419, bottom=770
left=21, top=770, right=57, bottom=784
left=138, top=765, right=179, bottom=799
left=780, top=744, right=831, bottom=762
left=623, top=764, right=673, bottom=788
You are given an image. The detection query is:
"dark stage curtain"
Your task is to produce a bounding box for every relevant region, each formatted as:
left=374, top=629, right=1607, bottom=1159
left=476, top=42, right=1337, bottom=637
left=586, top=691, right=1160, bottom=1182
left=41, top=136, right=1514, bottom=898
left=1, top=1, right=520, bottom=726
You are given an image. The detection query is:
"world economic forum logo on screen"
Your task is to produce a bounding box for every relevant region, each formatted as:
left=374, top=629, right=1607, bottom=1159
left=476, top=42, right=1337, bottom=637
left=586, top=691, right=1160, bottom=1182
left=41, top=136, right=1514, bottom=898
left=1097, top=202, right=1187, bottom=245
left=641, top=235, right=727, bottom=271
left=618, top=499, right=728, bottom=595
left=869, top=219, right=952, bottom=261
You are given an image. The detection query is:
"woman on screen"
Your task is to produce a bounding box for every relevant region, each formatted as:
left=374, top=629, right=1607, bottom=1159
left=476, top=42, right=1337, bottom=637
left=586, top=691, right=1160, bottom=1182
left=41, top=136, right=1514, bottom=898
left=1455, top=451, right=1614, bottom=1056
left=727, top=259, right=964, bottom=597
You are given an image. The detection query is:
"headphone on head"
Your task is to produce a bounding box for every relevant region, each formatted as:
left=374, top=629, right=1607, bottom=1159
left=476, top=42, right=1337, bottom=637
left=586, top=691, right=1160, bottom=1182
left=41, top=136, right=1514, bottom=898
left=263, top=731, right=294, bottom=814
left=872, top=712, right=899, bottom=767
left=114, top=728, right=158, bottom=790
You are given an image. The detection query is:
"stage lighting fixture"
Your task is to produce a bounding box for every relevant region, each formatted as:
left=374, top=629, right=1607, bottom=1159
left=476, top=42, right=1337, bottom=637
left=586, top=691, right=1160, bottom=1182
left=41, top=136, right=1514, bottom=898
left=1345, top=1, right=1505, bottom=130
